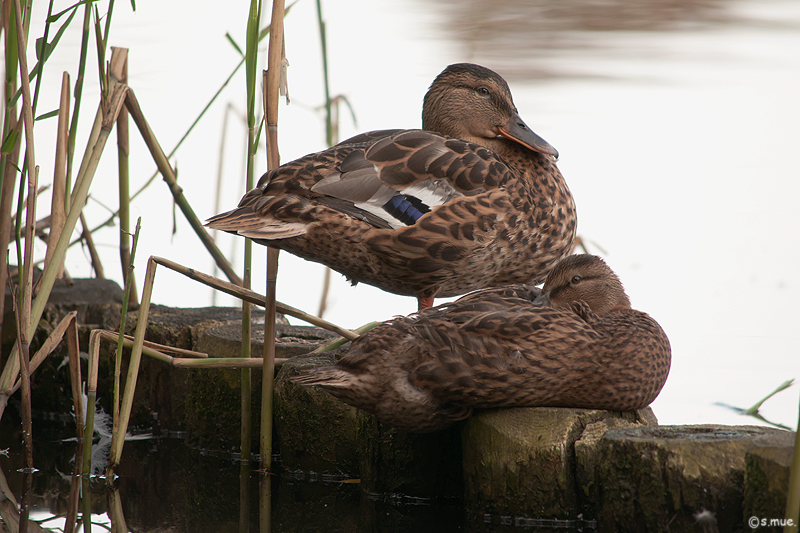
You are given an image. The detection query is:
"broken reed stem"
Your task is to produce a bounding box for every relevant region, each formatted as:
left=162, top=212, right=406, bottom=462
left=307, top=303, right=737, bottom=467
left=122, top=89, right=243, bottom=286
left=71, top=105, right=103, bottom=205
left=92, top=328, right=283, bottom=368
left=64, top=455, right=82, bottom=533
left=11, top=288, right=33, bottom=470
left=150, top=256, right=357, bottom=340
left=66, top=315, right=83, bottom=441
left=64, top=1, right=93, bottom=197
left=16, top=164, right=38, bottom=470
left=84, top=7, right=297, bottom=241
left=30, top=92, right=122, bottom=346
left=262, top=0, right=286, bottom=473
left=0, top=120, right=20, bottom=374
left=83, top=328, right=101, bottom=473
left=64, top=314, right=83, bottom=533
left=82, top=327, right=100, bottom=530
left=108, top=489, right=128, bottom=533
left=89, top=56, right=248, bottom=242
left=113, top=217, right=141, bottom=438
left=318, top=268, right=331, bottom=318
left=112, top=48, right=137, bottom=304
left=79, top=212, right=105, bottom=278
left=44, top=71, right=70, bottom=279
left=12, top=0, right=37, bottom=199
left=0, top=100, right=104, bottom=412
left=311, top=321, right=378, bottom=353
left=6, top=311, right=79, bottom=397
left=108, top=257, right=157, bottom=470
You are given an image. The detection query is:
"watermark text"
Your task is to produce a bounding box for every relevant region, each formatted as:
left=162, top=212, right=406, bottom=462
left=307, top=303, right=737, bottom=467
left=748, top=516, right=796, bottom=529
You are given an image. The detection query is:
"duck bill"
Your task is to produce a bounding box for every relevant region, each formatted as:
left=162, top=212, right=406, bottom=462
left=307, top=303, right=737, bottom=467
left=497, top=114, right=559, bottom=159
left=533, top=291, right=552, bottom=307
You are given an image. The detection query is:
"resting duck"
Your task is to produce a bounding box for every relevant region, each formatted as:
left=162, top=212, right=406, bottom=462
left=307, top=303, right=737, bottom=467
left=206, top=63, right=576, bottom=309
left=293, top=255, right=672, bottom=432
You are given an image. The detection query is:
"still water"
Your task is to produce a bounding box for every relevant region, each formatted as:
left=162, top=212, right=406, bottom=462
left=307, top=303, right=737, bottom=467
left=7, top=0, right=800, bottom=530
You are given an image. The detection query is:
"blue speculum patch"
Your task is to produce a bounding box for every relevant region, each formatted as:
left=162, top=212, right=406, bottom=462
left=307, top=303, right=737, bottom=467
left=383, top=194, right=431, bottom=225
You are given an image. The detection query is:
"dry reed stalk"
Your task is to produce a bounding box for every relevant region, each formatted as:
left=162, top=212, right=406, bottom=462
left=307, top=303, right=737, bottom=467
left=66, top=315, right=83, bottom=435
left=108, top=257, right=157, bottom=469
left=12, top=0, right=38, bottom=459
left=82, top=331, right=100, bottom=474
left=64, top=1, right=93, bottom=195
left=150, top=256, right=357, bottom=340
left=108, top=489, right=128, bottom=533
left=122, top=88, right=243, bottom=286
left=70, top=106, right=102, bottom=204
left=0, top=6, right=20, bottom=336
left=0, top=115, right=21, bottom=413
left=64, top=465, right=83, bottom=533
left=12, top=0, right=37, bottom=190
left=241, top=0, right=262, bottom=465
left=15, top=161, right=39, bottom=475
left=8, top=91, right=128, bottom=417
left=89, top=327, right=287, bottom=369
left=4, top=311, right=78, bottom=397
left=0, top=129, right=19, bottom=367
left=64, top=315, right=83, bottom=533
left=110, top=47, right=137, bottom=304
left=172, top=357, right=289, bottom=368
left=112, top=215, right=140, bottom=434
left=262, top=0, right=286, bottom=473
left=43, top=71, right=70, bottom=279
left=105, top=330, right=209, bottom=360
left=318, top=268, right=331, bottom=318
left=82, top=324, right=103, bottom=476
left=79, top=212, right=104, bottom=278
left=311, top=321, right=378, bottom=353
left=11, top=285, right=33, bottom=470
left=90, top=329, right=180, bottom=371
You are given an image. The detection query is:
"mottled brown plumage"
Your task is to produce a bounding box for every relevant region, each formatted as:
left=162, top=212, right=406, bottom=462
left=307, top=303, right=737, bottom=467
left=206, top=64, right=576, bottom=309
left=293, top=255, right=671, bottom=432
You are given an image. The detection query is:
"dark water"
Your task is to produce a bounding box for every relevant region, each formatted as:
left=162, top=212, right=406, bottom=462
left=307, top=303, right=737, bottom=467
left=0, top=414, right=466, bottom=533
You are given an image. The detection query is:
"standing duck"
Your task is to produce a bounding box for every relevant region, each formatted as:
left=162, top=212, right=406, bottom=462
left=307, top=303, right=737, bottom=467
left=206, top=63, right=576, bottom=309
left=293, top=255, right=672, bottom=432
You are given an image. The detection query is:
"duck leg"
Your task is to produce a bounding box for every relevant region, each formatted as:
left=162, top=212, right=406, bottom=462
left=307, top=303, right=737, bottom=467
left=418, top=296, right=435, bottom=310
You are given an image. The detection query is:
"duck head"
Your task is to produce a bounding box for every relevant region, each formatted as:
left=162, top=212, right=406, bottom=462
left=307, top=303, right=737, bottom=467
left=422, top=63, right=559, bottom=159
left=535, top=254, right=632, bottom=314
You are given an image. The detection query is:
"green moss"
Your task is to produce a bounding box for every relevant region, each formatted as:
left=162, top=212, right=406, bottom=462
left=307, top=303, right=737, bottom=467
left=273, top=352, right=360, bottom=475
left=744, top=433, right=794, bottom=520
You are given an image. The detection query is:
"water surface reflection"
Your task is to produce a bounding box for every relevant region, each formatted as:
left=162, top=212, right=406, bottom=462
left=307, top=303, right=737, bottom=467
left=430, top=0, right=733, bottom=79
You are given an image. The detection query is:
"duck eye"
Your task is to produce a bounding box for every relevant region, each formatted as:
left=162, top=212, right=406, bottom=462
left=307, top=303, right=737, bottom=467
left=477, top=87, right=490, bottom=96
left=571, top=275, right=582, bottom=284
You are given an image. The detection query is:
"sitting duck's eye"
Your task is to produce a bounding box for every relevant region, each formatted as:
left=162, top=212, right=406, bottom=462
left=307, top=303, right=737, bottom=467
left=571, top=275, right=582, bottom=284
left=477, top=87, right=490, bottom=96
